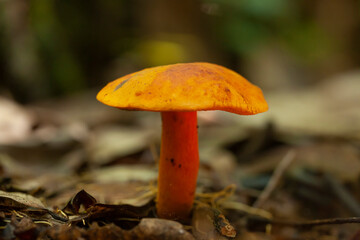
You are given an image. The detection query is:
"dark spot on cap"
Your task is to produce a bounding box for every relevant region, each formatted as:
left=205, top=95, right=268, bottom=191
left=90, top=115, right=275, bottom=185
left=135, top=91, right=142, bottom=96
left=114, top=79, right=130, bottom=91
left=178, top=164, right=181, bottom=168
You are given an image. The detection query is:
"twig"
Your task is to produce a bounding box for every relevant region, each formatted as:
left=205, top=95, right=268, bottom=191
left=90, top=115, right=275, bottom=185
left=252, top=150, right=296, bottom=208
left=221, top=201, right=272, bottom=219
left=149, top=141, right=159, bottom=163
left=259, top=216, right=360, bottom=228
left=324, top=173, right=360, bottom=216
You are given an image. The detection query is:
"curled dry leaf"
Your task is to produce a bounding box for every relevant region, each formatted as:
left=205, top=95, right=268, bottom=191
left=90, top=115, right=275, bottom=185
left=63, top=189, right=97, bottom=215
left=63, top=189, right=155, bottom=227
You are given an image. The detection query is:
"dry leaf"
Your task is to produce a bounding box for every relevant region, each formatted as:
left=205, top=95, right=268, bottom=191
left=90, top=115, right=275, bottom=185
left=41, top=218, right=194, bottom=240
left=0, top=97, right=34, bottom=145
left=0, top=190, right=46, bottom=209
left=87, top=126, right=152, bottom=165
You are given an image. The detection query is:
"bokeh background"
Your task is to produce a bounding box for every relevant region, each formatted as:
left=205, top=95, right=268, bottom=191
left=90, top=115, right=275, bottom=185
left=1, top=0, right=360, bottom=145
left=0, top=0, right=360, bottom=153
left=1, top=0, right=359, bottom=99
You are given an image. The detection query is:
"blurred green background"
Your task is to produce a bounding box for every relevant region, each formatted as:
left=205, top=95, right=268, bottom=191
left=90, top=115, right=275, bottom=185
left=0, top=0, right=359, bottom=103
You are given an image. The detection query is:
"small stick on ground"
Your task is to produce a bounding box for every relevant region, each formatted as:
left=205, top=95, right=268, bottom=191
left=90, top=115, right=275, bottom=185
left=266, top=216, right=360, bottom=228
left=324, top=173, right=360, bottom=216
left=221, top=201, right=273, bottom=219
left=253, top=150, right=296, bottom=208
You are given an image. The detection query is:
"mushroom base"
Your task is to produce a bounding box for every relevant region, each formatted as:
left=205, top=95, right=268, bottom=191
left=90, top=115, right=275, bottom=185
left=157, top=111, right=199, bottom=220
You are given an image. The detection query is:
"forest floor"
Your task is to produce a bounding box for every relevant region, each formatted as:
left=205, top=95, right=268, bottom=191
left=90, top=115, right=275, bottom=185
left=1, top=74, right=360, bottom=239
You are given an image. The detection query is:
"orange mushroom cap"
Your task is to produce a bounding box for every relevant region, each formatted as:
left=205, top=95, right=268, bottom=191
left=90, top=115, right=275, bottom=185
left=96, top=62, right=268, bottom=115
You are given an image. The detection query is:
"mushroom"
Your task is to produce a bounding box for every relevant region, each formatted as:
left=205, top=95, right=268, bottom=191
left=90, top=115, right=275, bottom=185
left=96, top=62, right=268, bottom=220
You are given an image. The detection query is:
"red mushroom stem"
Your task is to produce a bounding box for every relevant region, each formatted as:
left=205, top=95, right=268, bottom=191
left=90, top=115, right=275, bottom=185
left=157, top=111, right=199, bottom=220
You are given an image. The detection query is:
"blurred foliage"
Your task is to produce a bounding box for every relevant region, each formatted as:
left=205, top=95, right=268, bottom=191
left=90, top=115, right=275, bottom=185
left=0, top=0, right=359, bottom=102
left=31, top=0, right=85, bottom=93
left=205, top=0, right=334, bottom=63
left=136, top=39, right=188, bottom=66
left=0, top=0, right=133, bottom=101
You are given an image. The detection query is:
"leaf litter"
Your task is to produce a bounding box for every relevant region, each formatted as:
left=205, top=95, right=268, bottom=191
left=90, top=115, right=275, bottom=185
left=0, top=79, right=360, bottom=239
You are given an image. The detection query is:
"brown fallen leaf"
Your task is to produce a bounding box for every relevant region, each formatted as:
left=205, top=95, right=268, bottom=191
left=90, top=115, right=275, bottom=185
left=40, top=224, right=85, bottom=240
left=132, top=218, right=194, bottom=240
left=11, top=214, right=38, bottom=240
left=237, top=231, right=271, bottom=240
left=80, top=201, right=155, bottom=224
left=0, top=190, right=46, bottom=209
left=0, top=190, right=68, bottom=224
left=41, top=218, right=194, bottom=240
left=62, top=189, right=154, bottom=225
